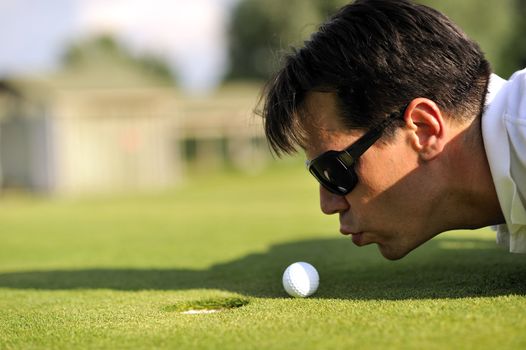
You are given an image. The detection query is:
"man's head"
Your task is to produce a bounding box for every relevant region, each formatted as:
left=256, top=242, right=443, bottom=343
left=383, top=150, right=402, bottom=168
left=261, top=0, right=495, bottom=259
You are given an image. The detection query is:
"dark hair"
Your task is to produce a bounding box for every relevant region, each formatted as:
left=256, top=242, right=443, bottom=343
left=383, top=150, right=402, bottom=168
left=261, top=0, right=491, bottom=155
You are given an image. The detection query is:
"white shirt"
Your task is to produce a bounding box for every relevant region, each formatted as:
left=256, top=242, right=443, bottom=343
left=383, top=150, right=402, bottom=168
left=482, top=69, right=526, bottom=253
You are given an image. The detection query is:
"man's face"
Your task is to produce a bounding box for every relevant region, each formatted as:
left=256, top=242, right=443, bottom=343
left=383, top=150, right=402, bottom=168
left=302, top=92, right=440, bottom=260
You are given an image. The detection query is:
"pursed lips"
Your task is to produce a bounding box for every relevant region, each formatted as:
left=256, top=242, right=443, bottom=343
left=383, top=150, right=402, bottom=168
left=339, top=213, right=368, bottom=245
left=339, top=225, right=365, bottom=244
left=339, top=219, right=361, bottom=235
left=338, top=212, right=358, bottom=235
left=339, top=227, right=360, bottom=235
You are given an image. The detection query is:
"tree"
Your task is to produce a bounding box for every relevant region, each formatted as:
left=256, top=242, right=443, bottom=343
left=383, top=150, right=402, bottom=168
left=62, top=35, right=175, bottom=85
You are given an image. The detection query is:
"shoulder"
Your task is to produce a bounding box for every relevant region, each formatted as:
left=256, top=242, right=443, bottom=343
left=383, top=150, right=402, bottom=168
left=508, top=67, right=526, bottom=83
left=504, top=68, right=526, bottom=122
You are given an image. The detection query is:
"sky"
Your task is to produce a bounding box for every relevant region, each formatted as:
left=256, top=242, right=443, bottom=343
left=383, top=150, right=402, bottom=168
left=0, top=0, right=238, bottom=92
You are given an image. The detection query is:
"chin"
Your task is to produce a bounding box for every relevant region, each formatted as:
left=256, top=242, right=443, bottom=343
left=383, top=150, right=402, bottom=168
left=377, top=243, right=411, bottom=261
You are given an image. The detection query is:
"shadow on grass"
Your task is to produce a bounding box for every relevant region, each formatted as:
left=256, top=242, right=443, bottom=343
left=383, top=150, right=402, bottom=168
left=0, top=236, right=525, bottom=299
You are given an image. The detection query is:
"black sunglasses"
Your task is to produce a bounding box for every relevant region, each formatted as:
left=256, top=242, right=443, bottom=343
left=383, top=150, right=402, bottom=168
left=306, top=111, right=404, bottom=195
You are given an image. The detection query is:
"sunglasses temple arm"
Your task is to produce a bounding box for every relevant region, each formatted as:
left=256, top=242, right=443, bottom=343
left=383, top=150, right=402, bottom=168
left=345, top=128, right=383, bottom=160
left=345, top=110, right=403, bottom=160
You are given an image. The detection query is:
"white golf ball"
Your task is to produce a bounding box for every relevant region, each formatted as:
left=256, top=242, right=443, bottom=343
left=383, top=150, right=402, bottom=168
left=282, top=262, right=319, bottom=298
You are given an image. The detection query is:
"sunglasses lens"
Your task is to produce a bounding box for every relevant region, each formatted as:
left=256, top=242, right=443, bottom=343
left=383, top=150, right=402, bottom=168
left=309, top=156, right=357, bottom=195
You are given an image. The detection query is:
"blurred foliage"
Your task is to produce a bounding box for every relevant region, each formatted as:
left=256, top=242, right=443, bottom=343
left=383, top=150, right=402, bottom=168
left=62, top=35, right=176, bottom=85
left=227, top=0, right=525, bottom=81
left=500, top=0, right=526, bottom=76
left=422, top=0, right=520, bottom=78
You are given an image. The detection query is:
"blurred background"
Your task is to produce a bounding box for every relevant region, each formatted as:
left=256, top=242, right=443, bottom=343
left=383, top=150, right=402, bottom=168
left=0, top=5, right=526, bottom=341
left=0, top=0, right=524, bottom=196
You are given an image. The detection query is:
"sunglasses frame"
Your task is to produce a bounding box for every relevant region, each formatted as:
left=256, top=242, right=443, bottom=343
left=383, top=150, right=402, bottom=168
left=306, top=112, right=403, bottom=195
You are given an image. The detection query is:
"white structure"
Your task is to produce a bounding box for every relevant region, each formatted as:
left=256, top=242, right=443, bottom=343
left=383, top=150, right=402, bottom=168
left=0, top=85, right=182, bottom=195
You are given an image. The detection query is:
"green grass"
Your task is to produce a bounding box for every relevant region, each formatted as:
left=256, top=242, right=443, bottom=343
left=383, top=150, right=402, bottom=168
left=1, top=159, right=526, bottom=349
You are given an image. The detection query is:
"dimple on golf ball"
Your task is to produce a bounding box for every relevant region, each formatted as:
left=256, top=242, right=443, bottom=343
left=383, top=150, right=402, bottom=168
left=282, top=262, right=319, bottom=298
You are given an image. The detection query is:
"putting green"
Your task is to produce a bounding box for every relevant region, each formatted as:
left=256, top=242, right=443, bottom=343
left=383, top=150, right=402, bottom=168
left=1, top=161, right=525, bottom=349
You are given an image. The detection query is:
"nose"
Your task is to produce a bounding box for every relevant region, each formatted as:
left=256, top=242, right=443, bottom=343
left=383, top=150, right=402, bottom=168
left=319, top=185, right=350, bottom=215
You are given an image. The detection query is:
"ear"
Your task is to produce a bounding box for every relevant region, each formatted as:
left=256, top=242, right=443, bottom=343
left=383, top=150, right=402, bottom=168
left=404, top=98, right=446, bottom=161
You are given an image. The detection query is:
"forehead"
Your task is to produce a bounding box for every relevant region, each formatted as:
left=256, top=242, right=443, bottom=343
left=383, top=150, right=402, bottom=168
left=302, top=91, right=343, bottom=132
left=301, top=91, right=358, bottom=158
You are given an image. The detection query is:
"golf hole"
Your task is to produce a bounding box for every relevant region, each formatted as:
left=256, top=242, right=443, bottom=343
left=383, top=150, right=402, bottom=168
left=164, top=297, right=250, bottom=314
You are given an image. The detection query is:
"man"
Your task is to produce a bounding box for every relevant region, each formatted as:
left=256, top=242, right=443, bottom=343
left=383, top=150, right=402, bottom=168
left=260, top=0, right=526, bottom=259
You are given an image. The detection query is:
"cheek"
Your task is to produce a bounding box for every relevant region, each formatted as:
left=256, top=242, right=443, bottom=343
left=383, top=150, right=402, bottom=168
left=356, top=155, right=405, bottom=195
left=352, top=147, right=420, bottom=217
